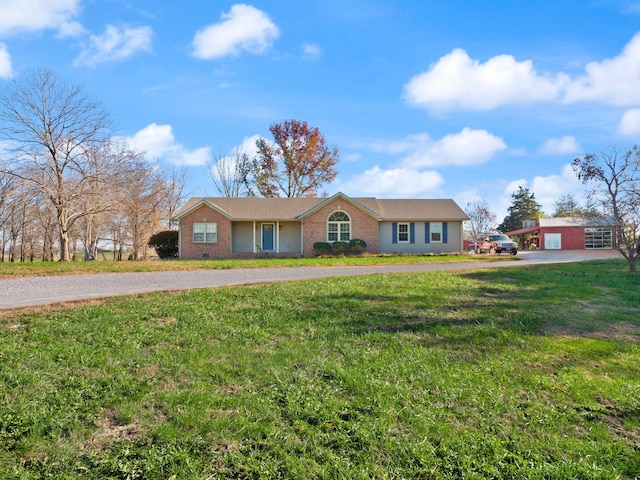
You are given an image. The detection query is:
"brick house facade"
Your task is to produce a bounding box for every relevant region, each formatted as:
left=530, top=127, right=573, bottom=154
left=173, top=193, right=468, bottom=259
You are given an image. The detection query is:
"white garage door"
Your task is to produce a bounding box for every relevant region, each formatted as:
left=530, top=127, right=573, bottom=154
left=545, top=233, right=562, bottom=249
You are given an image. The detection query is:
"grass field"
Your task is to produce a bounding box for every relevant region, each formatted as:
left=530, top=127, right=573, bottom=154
left=0, top=252, right=516, bottom=278
left=1, top=258, right=639, bottom=478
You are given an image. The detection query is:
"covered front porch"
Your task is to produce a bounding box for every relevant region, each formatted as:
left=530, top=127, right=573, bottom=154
left=231, top=221, right=303, bottom=255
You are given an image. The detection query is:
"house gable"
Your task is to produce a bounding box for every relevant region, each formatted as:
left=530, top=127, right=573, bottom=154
left=297, top=192, right=382, bottom=221
left=177, top=203, right=233, bottom=259
left=301, top=196, right=379, bottom=257
left=173, top=199, right=233, bottom=221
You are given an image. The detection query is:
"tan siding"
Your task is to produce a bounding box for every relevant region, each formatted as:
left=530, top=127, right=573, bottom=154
left=232, top=222, right=255, bottom=253
left=379, top=221, right=464, bottom=254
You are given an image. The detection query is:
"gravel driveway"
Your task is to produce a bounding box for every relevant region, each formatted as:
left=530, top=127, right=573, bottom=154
left=0, top=250, right=621, bottom=310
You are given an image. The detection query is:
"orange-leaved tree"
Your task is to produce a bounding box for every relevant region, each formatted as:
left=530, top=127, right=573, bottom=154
left=254, top=119, right=339, bottom=197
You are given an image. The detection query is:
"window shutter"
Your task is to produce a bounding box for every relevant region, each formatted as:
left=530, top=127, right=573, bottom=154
left=392, top=222, right=397, bottom=244
left=410, top=222, right=415, bottom=244
left=425, top=222, right=430, bottom=244
left=443, top=222, right=448, bottom=244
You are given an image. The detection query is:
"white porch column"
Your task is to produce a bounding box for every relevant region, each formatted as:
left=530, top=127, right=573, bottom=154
left=253, top=221, right=257, bottom=252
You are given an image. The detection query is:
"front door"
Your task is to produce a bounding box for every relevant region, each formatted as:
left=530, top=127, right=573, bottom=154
left=262, top=223, right=274, bottom=251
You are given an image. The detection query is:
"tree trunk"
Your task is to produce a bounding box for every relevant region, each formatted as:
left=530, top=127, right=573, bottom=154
left=59, top=229, right=70, bottom=262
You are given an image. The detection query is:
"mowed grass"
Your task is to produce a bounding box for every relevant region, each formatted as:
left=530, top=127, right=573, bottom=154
left=1, top=259, right=639, bottom=479
left=0, top=253, right=514, bottom=278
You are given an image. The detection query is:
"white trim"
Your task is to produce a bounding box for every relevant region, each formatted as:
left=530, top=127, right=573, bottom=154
left=327, top=210, right=351, bottom=242
left=430, top=222, right=443, bottom=244
left=545, top=233, right=562, bottom=249
left=193, top=222, right=217, bottom=243
left=397, top=222, right=410, bottom=243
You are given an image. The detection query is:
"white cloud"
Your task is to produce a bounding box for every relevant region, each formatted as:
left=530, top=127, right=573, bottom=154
left=0, top=0, right=82, bottom=37
left=233, top=134, right=261, bottom=157
left=404, top=48, right=563, bottom=113
left=404, top=32, right=640, bottom=113
left=0, top=43, right=13, bottom=79
left=538, top=136, right=581, bottom=155
left=373, top=128, right=506, bottom=168
left=338, top=166, right=444, bottom=197
left=501, top=166, right=584, bottom=216
left=126, top=123, right=212, bottom=166
left=74, top=24, right=153, bottom=67
left=530, top=164, right=584, bottom=214
left=191, top=4, right=279, bottom=60
left=564, top=32, right=640, bottom=105
left=302, top=43, right=322, bottom=60
left=505, top=179, right=528, bottom=197
left=619, top=108, right=640, bottom=135
left=209, top=135, right=261, bottom=184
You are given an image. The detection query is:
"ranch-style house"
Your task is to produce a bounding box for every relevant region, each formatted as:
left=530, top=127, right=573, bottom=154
left=173, top=192, right=469, bottom=259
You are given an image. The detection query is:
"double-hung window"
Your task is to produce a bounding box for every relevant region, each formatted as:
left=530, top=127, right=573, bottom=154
left=397, top=223, right=409, bottom=243
left=193, top=222, right=217, bottom=243
left=430, top=222, right=442, bottom=243
left=327, top=211, right=350, bottom=242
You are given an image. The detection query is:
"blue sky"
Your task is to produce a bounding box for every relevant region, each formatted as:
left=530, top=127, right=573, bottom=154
left=2, top=1, right=640, bottom=221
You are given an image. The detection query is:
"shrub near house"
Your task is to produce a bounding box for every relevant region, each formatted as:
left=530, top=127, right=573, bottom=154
left=313, top=238, right=367, bottom=256
left=148, top=230, right=179, bottom=259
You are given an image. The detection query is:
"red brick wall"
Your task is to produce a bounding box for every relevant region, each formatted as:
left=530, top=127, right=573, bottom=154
left=302, top=200, right=379, bottom=257
left=180, top=200, right=381, bottom=259
left=179, top=205, right=232, bottom=259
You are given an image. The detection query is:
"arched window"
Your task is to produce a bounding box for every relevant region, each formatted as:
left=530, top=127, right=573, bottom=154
left=327, top=211, right=350, bottom=242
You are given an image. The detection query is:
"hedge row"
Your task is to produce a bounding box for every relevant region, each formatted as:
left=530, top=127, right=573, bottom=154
left=313, top=238, right=367, bottom=256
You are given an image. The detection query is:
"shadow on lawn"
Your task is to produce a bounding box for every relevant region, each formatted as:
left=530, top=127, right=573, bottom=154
left=322, top=260, right=640, bottom=344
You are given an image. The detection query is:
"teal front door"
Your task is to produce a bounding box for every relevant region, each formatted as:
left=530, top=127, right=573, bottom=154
left=262, top=224, right=274, bottom=251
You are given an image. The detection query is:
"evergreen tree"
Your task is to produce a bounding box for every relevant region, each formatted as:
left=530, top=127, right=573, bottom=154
left=498, top=186, right=543, bottom=232
left=552, top=194, right=581, bottom=217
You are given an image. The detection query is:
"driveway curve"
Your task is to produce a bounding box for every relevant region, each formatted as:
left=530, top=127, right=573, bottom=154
left=0, top=250, right=621, bottom=310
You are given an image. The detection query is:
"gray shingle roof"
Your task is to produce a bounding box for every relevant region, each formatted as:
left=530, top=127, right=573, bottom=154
left=174, top=194, right=469, bottom=221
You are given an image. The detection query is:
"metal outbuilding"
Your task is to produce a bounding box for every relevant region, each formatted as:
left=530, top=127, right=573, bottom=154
left=504, top=217, right=617, bottom=250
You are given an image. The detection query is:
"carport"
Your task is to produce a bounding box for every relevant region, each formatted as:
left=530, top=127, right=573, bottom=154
left=504, top=225, right=539, bottom=250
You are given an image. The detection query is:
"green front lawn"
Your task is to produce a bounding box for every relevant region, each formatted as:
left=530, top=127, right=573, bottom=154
left=1, top=258, right=638, bottom=478
left=0, top=252, right=514, bottom=278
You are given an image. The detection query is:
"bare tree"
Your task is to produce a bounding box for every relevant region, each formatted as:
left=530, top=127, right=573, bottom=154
left=465, top=199, right=497, bottom=241
left=0, top=175, right=17, bottom=261
left=0, top=68, right=117, bottom=261
left=3, top=183, right=32, bottom=262
left=108, top=212, right=128, bottom=261
left=117, top=158, right=167, bottom=260
left=163, top=166, right=189, bottom=228
left=209, top=151, right=254, bottom=197
left=572, top=146, right=640, bottom=272
left=32, top=196, right=58, bottom=261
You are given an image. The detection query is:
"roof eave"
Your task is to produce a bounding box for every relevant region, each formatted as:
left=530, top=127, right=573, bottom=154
left=172, top=199, right=233, bottom=221
left=296, top=192, right=383, bottom=220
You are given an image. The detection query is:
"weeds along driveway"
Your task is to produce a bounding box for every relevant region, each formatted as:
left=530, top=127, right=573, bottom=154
left=0, top=250, right=621, bottom=310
